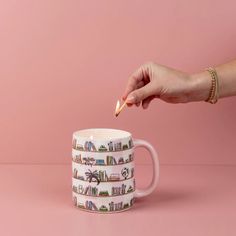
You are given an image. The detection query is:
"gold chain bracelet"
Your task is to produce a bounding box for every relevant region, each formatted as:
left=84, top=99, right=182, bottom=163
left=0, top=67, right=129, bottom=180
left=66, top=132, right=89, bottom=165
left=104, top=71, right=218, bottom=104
left=205, top=67, right=219, bottom=104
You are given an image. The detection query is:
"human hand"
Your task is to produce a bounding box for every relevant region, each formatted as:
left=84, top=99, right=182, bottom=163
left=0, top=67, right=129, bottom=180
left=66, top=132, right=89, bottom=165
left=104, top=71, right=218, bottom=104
left=122, top=62, right=211, bottom=109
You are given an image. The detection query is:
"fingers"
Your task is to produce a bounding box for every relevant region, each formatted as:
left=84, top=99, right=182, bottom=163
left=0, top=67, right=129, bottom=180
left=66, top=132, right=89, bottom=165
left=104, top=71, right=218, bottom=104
left=122, top=66, right=145, bottom=100
left=126, top=82, right=156, bottom=104
left=128, top=101, right=140, bottom=108
left=122, top=62, right=157, bottom=109
left=127, top=101, right=140, bottom=107
left=136, top=80, right=145, bottom=89
left=134, top=81, right=145, bottom=107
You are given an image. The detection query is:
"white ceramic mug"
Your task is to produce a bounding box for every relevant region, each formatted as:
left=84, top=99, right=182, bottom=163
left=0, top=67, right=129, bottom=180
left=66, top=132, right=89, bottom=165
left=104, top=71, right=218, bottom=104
left=72, top=128, right=159, bottom=213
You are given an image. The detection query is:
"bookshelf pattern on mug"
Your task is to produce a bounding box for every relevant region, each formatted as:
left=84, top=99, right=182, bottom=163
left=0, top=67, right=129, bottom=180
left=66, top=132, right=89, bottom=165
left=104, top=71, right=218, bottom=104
left=73, top=167, right=134, bottom=184
left=72, top=179, right=135, bottom=197
left=73, top=195, right=135, bottom=212
left=72, top=153, right=134, bottom=166
left=72, top=138, right=134, bottom=153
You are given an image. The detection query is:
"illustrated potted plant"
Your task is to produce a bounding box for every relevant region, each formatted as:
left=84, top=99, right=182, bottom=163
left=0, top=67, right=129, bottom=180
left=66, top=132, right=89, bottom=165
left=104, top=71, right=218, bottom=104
left=98, top=145, right=108, bottom=152
left=99, top=191, right=109, bottom=196
left=99, top=205, right=108, bottom=212
left=85, top=170, right=101, bottom=185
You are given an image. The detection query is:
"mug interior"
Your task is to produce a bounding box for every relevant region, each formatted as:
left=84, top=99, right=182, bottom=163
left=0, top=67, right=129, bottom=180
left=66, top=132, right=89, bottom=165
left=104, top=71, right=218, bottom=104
left=73, top=128, right=131, bottom=140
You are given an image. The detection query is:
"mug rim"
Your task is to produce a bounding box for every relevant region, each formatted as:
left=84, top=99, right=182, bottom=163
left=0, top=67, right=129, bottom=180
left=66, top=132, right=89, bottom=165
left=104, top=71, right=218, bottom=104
left=73, top=128, right=132, bottom=141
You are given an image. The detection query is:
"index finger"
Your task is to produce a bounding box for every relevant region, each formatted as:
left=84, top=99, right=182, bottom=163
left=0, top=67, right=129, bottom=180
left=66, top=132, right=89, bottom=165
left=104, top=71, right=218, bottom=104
left=122, top=66, right=145, bottom=100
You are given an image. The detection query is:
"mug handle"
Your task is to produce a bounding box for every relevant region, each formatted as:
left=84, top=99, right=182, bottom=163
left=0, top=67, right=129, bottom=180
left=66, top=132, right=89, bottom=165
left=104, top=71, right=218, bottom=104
left=133, top=139, right=160, bottom=198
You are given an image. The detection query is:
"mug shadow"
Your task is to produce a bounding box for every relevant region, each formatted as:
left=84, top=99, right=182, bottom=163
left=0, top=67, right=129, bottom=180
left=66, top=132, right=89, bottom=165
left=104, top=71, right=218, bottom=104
left=132, top=188, right=200, bottom=211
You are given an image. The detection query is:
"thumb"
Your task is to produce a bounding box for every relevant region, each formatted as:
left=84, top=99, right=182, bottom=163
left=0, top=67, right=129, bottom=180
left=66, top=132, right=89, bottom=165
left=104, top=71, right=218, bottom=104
left=126, top=82, right=156, bottom=104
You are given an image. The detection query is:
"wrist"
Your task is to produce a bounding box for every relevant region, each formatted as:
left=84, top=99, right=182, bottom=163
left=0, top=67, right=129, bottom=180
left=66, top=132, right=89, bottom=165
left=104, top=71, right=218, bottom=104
left=188, top=71, right=212, bottom=102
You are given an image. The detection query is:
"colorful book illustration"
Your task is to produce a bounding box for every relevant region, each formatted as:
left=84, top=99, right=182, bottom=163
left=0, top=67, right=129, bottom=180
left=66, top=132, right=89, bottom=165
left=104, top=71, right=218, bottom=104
left=106, top=155, right=117, bottom=165
left=109, top=201, right=123, bottom=211
left=74, top=167, right=133, bottom=183
left=72, top=138, right=133, bottom=152
left=73, top=181, right=134, bottom=197
left=73, top=168, right=78, bottom=178
left=96, top=159, right=105, bottom=165
left=109, top=173, right=120, bottom=181
left=84, top=186, right=98, bottom=196
left=111, top=184, right=126, bottom=196
left=98, top=170, right=109, bottom=182
left=84, top=141, right=97, bottom=151
left=85, top=200, right=98, bottom=211
left=72, top=137, right=136, bottom=213
left=72, top=153, right=134, bottom=166
left=74, top=154, right=82, bottom=163
left=74, top=195, right=135, bottom=212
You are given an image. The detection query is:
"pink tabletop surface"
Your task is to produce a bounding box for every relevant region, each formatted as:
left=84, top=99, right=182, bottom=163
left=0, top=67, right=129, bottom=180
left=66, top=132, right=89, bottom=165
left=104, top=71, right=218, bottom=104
left=0, top=164, right=235, bottom=236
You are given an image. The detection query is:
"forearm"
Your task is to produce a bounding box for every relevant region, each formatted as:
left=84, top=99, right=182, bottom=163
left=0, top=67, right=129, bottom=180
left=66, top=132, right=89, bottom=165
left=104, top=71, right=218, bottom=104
left=189, top=60, right=236, bottom=102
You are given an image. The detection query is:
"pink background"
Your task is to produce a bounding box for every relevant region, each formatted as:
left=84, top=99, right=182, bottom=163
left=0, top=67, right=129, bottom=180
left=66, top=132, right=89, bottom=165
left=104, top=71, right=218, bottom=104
left=0, top=2, right=236, bottom=235
left=1, top=0, right=236, bottom=165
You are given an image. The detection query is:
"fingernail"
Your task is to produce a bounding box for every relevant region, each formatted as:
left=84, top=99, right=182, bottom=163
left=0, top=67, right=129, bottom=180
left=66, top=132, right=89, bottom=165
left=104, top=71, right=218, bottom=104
left=126, top=95, right=135, bottom=103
